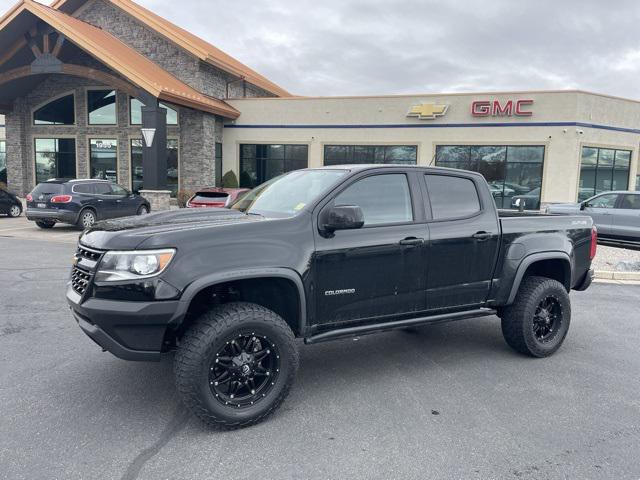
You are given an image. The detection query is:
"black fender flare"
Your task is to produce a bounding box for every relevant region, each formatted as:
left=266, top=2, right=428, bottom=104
left=169, top=267, right=307, bottom=332
left=506, top=252, right=572, bottom=305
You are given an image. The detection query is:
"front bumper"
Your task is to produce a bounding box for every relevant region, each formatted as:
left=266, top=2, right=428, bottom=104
left=27, top=208, right=77, bottom=223
left=574, top=268, right=594, bottom=291
left=67, top=286, right=180, bottom=361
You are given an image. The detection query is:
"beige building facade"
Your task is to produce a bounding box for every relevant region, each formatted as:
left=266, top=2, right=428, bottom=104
left=224, top=90, right=640, bottom=208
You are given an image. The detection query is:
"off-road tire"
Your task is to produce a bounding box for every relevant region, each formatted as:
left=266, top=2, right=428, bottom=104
left=174, top=302, right=299, bottom=429
left=35, top=220, right=55, bottom=229
left=501, top=275, right=571, bottom=358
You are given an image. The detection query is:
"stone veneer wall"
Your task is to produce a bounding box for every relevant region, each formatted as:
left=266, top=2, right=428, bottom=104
left=4, top=73, right=219, bottom=196
left=5, top=0, right=281, bottom=194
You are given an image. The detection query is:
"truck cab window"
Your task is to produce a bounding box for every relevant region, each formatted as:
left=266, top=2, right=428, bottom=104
left=334, top=174, right=413, bottom=226
left=425, top=174, right=480, bottom=220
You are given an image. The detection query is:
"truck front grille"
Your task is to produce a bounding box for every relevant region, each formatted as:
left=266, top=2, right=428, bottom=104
left=77, top=245, right=102, bottom=262
left=71, top=266, right=91, bottom=295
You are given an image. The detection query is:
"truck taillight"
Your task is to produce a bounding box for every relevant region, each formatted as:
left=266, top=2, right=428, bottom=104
left=26, top=194, right=33, bottom=201
left=590, top=225, right=598, bottom=260
left=51, top=194, right=73, bottom=203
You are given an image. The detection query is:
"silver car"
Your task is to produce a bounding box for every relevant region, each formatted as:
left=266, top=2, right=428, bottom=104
left=546, top=191, right=640, bottom=243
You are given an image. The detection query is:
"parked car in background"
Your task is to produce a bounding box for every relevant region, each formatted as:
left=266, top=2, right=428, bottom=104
left=0, top=188, right=22, bottom=217
left=547, top=191, right=640, bottom=245
left=186, top=187, right=249, bottom=208
left=511, top=187, right=541, bottom=210
left=26, top=179, right=150, bottom=229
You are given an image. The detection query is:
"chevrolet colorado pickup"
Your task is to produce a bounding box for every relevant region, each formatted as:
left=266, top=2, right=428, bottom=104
left=67, top=165, right=596, bottom=428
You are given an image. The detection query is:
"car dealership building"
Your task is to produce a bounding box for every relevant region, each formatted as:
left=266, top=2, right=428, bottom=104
left=1, top=0, right=640, bottom=210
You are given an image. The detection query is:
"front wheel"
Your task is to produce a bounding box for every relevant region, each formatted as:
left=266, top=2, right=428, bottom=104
left=501, top=276, right=571, bottom=358
left=174, top=302, right=299, bottom=429
left=8, top=205, right=22, bottom=217
left=137, top=205, right=149, bottom=215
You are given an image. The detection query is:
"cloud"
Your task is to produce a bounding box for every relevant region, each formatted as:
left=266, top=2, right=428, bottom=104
left=4, top=0, right=640, bottom=99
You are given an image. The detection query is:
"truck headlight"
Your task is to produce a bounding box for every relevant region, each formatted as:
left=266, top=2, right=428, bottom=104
left=95, top=249, right=176, bottom=282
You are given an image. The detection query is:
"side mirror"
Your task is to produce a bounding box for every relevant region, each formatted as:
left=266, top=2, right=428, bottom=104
left=580, top=202, right=587, bottom=211
left=321, top=205, right=365, bottom=233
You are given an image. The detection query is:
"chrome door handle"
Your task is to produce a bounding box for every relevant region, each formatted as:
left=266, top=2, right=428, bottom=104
left=399, top=237, right=425, bottom=246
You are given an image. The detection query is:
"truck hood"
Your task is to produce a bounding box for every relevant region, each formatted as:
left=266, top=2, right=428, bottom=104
left=80, top=208, right=264, bottom=250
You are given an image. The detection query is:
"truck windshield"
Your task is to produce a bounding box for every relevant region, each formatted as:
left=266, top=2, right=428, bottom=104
left=230, top=169, right=348, bottom=218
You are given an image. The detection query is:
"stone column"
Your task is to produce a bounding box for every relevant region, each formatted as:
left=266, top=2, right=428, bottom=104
left=139, top=189, right=171, bottom=212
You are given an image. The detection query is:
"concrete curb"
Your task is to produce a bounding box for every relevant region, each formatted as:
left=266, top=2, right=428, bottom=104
left=594, top=270, right=640, bottom=281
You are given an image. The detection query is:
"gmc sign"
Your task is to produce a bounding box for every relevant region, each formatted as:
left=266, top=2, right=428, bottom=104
left=471, top=99, right=533, bottom=117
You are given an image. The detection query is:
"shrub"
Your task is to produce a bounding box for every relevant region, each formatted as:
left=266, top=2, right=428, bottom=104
left=221, top=170, right=239, bottom=188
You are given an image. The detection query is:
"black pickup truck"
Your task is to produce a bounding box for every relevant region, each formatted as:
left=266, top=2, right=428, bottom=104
left=68, top=165, right=596, bottom=428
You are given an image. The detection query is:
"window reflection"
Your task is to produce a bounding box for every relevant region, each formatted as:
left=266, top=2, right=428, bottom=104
left=88, top=90, right=117, bottom=125
left=239, top=144, right=309, bottom=188
left=324, top=145, right=417, bottom=166
left=130, top=139, right=179, bottom=196
left=435, top=145, right=544, bottom=209
left=34, top=138, right=76, bottom=184
left=579, top=147, right=631, bottom=200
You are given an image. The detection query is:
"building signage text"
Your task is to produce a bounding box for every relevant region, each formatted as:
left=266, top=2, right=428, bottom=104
left=471, top=99, right=534, bottom=117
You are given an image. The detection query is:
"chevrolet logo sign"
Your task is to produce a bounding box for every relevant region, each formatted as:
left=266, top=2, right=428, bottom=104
left=407, top=103, right=448, bottom=120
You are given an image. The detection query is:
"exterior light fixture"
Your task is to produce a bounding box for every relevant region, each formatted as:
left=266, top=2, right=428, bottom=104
left=141, top=128, right=157, bottom=147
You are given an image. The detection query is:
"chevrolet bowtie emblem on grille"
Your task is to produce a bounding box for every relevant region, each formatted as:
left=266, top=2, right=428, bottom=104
left=407, top=103, right=448, bottom=120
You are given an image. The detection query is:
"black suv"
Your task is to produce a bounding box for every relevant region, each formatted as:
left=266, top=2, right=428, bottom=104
left=0, top=188, right=23, bottom=217
left=26, top=179, right=150, bottom=229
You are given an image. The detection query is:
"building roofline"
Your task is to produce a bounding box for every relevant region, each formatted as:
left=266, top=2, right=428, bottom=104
left=226, top=89, right=640, bottom=105
left=50, top=0, right=291, bottom=97
left=0, top=1, right=240, bottom=118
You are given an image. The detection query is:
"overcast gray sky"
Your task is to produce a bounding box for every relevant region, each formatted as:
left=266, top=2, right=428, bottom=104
left=6, top=0, right=640, bottom=98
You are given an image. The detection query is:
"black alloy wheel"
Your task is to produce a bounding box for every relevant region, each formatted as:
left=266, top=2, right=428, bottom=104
left=209, top=332, right=280, bottom=408
left=532, top=296, right=562, bottom=343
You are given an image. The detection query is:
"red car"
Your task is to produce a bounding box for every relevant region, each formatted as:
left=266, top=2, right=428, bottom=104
left=186, top=187, right=249, bottom=208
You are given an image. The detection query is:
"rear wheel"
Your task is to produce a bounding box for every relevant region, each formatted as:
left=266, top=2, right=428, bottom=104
left=8, top=205, right=22, bottom=217
left=174, top=302, right=299, bottom=429
left=501, top=276, right=571, bottom=358
left=77, top=209, right=96, bottom=229
left=35, top=220, right=55, bottom=229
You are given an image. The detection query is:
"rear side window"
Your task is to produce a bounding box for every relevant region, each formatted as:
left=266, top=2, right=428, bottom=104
left=73, top=183, right=93, bottom=194
left=93, top=183, right=111, bottom=195
left=619, top=194, right=640, bottom=210
left=334, top=173, right=413, bottom=226
left=425, top=174, right=481, bottom=220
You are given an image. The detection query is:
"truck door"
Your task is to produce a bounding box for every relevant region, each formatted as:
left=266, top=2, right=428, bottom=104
left=313, top=172, right=428, bottom=325
left=422, top=173, right=500, bottom=310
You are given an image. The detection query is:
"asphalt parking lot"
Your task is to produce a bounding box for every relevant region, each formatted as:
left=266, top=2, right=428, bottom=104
left=1, top=230, right=639, bottom=480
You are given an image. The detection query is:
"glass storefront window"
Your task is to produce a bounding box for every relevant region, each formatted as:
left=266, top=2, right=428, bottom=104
left=130, top=139, right=179, bottom=196
left=435, top=145, right=544, bottom=209
left=129, top=98, right=178, bottom=125
left=88, top=90, right=117, bottom=125
left=0, top=141, right=6, bottom=184
left=239, top=144, right=309, bottom=188
left=90, top=139, right=118, bottom=182
left=33, top=94, right=75, bottom=125
left=636, top=175, right=640, bottom=191
left=323, top=145, right=417, bottom=166
left=34, top=138, right=76, bottom=184
left=579, top=147, right=631, bottom=200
